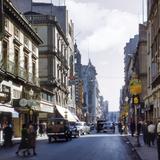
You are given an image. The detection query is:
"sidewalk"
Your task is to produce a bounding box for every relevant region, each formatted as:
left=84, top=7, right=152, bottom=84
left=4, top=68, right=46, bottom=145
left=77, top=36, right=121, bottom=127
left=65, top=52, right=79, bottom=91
left=127, top=135, right=158, bottom=160
left=0, top=134, right=48, bottom=146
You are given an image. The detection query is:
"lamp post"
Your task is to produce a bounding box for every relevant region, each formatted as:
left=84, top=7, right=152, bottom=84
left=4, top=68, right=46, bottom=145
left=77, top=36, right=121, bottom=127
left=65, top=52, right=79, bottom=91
left=28, top=89, right=34, bottom=122
left=129, top=74, right=142, bottom=147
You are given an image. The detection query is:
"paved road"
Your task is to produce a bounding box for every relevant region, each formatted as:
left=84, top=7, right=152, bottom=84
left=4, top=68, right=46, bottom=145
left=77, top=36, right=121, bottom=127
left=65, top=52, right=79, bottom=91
left=0, top=134, right=140, bottom=160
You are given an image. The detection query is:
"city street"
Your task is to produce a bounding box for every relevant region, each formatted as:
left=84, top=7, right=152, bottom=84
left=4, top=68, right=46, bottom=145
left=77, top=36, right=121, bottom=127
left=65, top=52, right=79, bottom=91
left=0, top=133, right=140, bottom=160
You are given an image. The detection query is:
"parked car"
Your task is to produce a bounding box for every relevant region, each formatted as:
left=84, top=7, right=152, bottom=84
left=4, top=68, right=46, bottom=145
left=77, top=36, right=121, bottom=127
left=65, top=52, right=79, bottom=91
left=75, top=121, right=90, bottom=135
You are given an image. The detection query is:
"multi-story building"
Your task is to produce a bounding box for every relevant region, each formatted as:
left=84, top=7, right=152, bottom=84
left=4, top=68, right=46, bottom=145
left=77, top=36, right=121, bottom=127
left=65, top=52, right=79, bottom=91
left=11, top=0, right=76, bottom=122
left=0, top=0, right=42, bottom=137
left=81, top=59, right=98, bottom=124
left=121, top=23, right=147, bottom=123
left=99, top=97, right=109, bottom=120
left=135, top=24, right=147, bottom=120
left=74, top=43, right=83, bottom=120
left=120, top=35, right=139, bottom=123
left=144, top=0, right=160, bottom=122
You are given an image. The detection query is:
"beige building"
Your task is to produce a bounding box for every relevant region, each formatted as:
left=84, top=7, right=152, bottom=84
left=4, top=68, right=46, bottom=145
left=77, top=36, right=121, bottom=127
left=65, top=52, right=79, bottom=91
left=24, top=13, right=76, bottom=122
left=0, top=0, right=42, bottom=137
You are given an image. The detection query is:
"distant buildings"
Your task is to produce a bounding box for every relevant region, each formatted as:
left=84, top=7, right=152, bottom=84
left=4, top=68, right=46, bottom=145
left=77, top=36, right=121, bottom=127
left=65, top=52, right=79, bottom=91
left=0, top=0, right=110, bottom=139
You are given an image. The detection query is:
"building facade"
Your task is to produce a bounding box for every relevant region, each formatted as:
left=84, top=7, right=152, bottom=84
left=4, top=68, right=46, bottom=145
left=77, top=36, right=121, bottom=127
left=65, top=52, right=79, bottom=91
left=0, top=0, right=42, bottom=137
left=144, top=0, right=160, bottom=122
left=81, top=60, right=98, bottom=124
left=11, top=0, right=77, bottom=122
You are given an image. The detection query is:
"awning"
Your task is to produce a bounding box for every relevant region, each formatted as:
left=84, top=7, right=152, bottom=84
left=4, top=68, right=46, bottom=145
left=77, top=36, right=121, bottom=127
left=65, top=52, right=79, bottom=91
left=56, top=105, right=76, bottom=122
left=73, top=114, right=80, bottom=122
left=0, top=104, right=19, bottom=118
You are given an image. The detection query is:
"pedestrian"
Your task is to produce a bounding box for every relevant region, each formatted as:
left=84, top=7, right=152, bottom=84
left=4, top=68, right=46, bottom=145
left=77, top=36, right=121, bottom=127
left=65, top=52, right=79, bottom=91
left=118, top=122, right=123, bottom=134
left=112, top=122, right=115, bottom=134
left=137, top=120, right=142, bottom=136
left=147, top=121, right=156, bottom=146
left=28, top=124, right=37, bottom=156
left=157, top=120, right=160, bottom=160
left=130, top=119, right=135, bottom=137
left=3, top=122, right=13, bottom=147
left=16, top=124, right=30, bottom=156
left=39, top=122, right=44, bottom=137
left=142, top=121, right=148, bottom=145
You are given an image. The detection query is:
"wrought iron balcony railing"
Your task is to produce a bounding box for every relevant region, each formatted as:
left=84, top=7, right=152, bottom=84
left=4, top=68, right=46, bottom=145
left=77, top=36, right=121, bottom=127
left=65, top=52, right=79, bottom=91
left=0, top=59, right=39, bottom=86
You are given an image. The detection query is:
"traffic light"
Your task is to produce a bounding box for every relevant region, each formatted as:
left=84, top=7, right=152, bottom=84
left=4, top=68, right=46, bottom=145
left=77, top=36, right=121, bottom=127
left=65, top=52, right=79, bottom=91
left=132, top=95, right=140, bottom=105
left=0, top=0, right=4, bottom=40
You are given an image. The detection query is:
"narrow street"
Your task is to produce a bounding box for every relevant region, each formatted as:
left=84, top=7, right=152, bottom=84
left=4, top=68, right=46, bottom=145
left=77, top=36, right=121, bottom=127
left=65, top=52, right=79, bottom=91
left=0, top=133, right=140, bottom=160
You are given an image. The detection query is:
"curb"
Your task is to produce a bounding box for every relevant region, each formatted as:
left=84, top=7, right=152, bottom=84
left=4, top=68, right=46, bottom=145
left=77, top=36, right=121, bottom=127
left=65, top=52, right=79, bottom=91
left=124, top=136, right=143, bottom=160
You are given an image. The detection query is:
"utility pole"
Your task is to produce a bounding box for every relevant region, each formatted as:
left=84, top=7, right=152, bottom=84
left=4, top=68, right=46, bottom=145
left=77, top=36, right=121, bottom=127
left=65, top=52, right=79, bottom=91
left=142, top=0, right=144, bottom=23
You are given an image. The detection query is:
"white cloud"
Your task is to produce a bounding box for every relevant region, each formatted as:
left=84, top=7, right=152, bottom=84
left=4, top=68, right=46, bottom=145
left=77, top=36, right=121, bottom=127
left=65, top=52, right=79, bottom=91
left=66, top=0, right=139, bottom=111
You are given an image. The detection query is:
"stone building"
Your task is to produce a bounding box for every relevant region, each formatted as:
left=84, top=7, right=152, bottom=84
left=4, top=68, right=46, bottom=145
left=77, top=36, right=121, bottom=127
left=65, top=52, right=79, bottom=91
left=11, top=0, right=77, bottom=122
left=74, top=43, right=83, bottom=120
left=81, top=60, right=98, bottom=124
left=144, top=0, right=160, bottom=122
left=0, top=0, right=42, bottom=137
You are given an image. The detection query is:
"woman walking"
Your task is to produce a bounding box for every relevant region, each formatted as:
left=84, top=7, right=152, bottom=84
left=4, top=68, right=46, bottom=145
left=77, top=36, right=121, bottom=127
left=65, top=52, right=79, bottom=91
left=16, top=124, right=29, bottom=156
left=28, top=124, right=37, bottom=156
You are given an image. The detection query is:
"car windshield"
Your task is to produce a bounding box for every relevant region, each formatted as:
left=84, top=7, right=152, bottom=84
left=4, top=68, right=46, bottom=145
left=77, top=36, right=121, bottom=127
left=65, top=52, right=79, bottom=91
left=76, top=123, right=83, bottom=126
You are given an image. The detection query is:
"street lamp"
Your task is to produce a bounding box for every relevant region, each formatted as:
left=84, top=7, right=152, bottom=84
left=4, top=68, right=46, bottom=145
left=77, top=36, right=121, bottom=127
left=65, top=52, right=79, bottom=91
left=129, top=74, right=142, bottom=147
left=28, top=89, right=34, bottom=122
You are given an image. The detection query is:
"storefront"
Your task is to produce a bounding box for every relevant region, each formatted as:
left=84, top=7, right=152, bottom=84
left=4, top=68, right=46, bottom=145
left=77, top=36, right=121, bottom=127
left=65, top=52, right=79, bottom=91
left=0, top=103, right=19, bottom=143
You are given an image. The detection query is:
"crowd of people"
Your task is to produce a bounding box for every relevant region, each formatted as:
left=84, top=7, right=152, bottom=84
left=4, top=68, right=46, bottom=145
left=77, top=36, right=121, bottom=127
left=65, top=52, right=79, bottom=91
left=127, top=119, right=160, bottom=160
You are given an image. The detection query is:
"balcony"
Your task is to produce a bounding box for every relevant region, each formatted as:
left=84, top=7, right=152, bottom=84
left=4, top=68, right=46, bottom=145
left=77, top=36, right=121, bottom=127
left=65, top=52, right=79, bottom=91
left=0, top=60, right=38, bottom=85
left=0, top=60, right=15, bottom=74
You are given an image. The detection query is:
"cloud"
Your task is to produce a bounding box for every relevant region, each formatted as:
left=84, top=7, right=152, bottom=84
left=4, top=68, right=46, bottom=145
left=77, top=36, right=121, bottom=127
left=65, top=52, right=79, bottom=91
left=66, top=0, right=139, bottom=111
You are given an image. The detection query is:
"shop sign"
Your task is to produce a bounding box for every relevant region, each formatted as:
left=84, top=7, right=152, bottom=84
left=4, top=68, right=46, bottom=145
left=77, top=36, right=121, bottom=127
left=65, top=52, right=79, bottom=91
left=39, top=113, right=47, bottom=118
left=129, top=78, right=142, bottom=95
left=40, top=104, right=54, bottom=113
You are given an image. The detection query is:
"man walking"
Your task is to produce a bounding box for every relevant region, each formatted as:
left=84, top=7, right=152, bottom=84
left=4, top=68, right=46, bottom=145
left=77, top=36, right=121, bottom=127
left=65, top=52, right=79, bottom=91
left=157, top=121, right=160, bottom=160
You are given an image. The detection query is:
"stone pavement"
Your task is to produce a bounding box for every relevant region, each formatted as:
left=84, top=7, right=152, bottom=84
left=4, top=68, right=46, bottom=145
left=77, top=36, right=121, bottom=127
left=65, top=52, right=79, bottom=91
left=127, top=135, right=158, bottom=160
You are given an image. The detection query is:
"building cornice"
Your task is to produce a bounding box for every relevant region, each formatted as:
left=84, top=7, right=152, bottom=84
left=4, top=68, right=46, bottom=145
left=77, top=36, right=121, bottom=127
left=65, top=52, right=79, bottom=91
left=4, top=0, right=43, bottom=45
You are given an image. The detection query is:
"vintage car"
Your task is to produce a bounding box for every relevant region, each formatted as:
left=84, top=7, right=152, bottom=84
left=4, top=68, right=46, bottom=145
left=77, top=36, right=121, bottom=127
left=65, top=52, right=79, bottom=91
left=103, top=122, right=115, bottom=133
left=75, top=121, right=90, bottom=135
left=69, top=122, right=80, bottom=138
left=46, top=118, right=72, bottom=143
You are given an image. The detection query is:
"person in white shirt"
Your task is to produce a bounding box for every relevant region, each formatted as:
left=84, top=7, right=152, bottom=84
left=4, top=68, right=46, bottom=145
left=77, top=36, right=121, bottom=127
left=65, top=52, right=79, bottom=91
left=147, top=121, right=156, bottom=146
left=157, top=121, right=160, bottom=160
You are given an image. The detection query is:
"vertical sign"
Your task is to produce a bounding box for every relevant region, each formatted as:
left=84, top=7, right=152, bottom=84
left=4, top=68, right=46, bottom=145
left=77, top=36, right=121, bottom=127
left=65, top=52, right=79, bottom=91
left=0, top=0, right=4, bottom=40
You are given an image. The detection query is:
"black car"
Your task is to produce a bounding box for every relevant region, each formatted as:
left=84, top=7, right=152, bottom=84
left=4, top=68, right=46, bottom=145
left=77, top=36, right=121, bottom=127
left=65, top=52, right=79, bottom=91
left=69, top=123, right=80, bottom=138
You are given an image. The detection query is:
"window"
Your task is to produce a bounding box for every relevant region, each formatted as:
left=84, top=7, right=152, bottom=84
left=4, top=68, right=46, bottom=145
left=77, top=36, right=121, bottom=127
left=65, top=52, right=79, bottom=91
left=2, top=41, right=8, bottom=67
left=14, top=27, right=19, bottom=39
left=4, top=18, right=9, bottom=30
left=32, top=61, right=36, bottom=76
left=32, top=44, right=36, bottom=53
left=14, top=48, right=19, bottom=75
left=24, top=36, right=29, bottom=47
left=24, top=54, right=29, bottom=79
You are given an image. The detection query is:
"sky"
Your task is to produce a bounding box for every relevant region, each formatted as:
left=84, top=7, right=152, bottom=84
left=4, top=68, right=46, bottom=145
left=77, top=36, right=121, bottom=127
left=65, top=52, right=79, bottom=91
left=34, top=0, right=146, bottom=111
